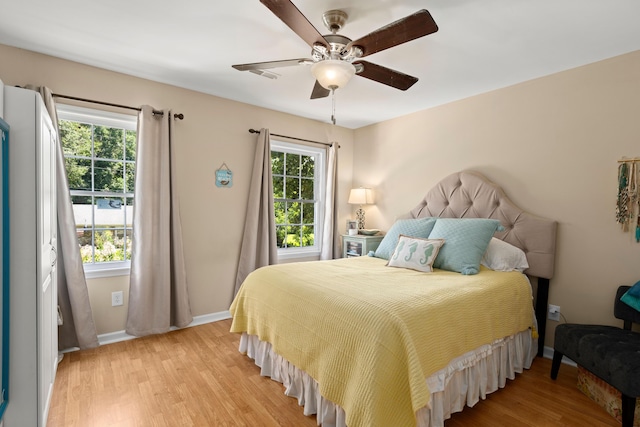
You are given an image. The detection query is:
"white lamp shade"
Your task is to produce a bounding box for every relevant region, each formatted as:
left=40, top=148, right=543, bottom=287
left=348, top=188, right=374, bottom=205
left=311, top=59, right=356, bottom=90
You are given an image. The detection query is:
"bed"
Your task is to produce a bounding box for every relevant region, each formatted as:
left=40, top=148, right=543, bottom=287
left=230, top=170, right=557, bottom=427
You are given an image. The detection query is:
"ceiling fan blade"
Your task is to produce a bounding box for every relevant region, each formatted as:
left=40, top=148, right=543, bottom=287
left=349, top=9, right=438, bottom=58
left=232, top=58, right=312, bottom=71
left=354, top=60, right=418, bottom=91
left=310, top=80, right=330, bottom=99
left=260, top=0, right=328, bottom=49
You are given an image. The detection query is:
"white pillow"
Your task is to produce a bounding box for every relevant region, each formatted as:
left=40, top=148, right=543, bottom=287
left=387, top=235, right=445, bottom=273
left=481, top=237, right=529, bottom=272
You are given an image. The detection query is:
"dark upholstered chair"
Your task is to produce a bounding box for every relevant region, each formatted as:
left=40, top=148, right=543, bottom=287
left=550, top=286, right=640, bottom=427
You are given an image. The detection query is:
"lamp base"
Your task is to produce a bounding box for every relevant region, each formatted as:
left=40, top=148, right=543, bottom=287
left=355, top=207, right=365, bottom=229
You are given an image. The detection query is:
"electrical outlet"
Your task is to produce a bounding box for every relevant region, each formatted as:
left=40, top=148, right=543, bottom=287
left=548, top=304, right=560, bottom=321
left=112, top=291, right=124, bottom=307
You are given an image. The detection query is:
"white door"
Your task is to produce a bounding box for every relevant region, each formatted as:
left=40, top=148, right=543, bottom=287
left=37, top=100, right=58, bottom=426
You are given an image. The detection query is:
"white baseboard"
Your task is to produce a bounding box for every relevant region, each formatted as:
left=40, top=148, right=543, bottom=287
left=93, top=310, right=232, bottom=347
left=188, top=310, right=232, bottom=327
left=542, top=345, right=577, bottom=367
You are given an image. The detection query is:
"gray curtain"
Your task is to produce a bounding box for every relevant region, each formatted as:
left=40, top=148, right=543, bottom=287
left=125, top=106, right=192, bottom=337
left=320, top=142, right=339, bottom=260
left=35, top=86, right=99, bottom=350
left=234, top=128, right=277, bottom=296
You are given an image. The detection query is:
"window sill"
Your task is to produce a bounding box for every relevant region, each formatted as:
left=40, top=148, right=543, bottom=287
left=277, top=248, right=321, bottom=262
left=84, top=261, right=131, bottom=280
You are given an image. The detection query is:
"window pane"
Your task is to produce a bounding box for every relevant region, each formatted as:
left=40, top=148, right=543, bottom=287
left=301, top=178, right=314, bottom=200
left=124, top=228, right=133, bottom=260
left=276, top=226, right=286, bottom=248
left=287, top=202, right=301, bottom=224
left=71, top=195, right=93, bottom=229
left=285, top=153, right=300, bottom=176
left=125, top=130, right=136, bottom=161
left=272, top=151, right=284, bottom=175
left=302, top=225, right=314, bottom=246
left=302, top=203, right=314, bottom=224
left=125, top=228, right=133, bottom=261
left=125, top=197, right=134, bottom=228
left=94, top=197, right=125, bottom=233
left=94, top=126, right=124, bottom=160
left=286, top=225, right=301, bottom=247
left=301, top=155, right=314, bottom=178
left=285, top=177, right=299, bottom=200
left=94, top=228, right=126, bottom=262
left=273, top=176, right=284, bottom=199
left=94, top=160, right=124, bottom=192
left=71, top=193, right=94, bottom=263
left=125, top=162, right=135, bottom=193
left=77, top=229, right=94, bottom=263
left=65, top=158, right=92, bottom=191
left=274, top=201, right=286, bottom=225
left=60, top=121, right=92, bottom=157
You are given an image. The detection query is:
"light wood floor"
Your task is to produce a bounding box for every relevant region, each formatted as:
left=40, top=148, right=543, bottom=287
left=49, top=319, right=620, bottom=427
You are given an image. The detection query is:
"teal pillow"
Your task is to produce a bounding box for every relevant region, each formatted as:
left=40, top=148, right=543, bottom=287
left=428, top=218, right=503, bottom=275
left=374, top=217, right=437, bottom=260
left=621, top=280, right=640, bottom=312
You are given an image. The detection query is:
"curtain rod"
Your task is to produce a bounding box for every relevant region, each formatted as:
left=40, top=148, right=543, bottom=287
left=52, top=93, right=184, bottom=120
left=248, top=128, right=337, bottom=147
left=618, top=158, right=640, bottom=163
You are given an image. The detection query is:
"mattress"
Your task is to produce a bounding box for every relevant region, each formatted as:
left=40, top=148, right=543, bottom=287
left=230, top=256, right=536, bottom=427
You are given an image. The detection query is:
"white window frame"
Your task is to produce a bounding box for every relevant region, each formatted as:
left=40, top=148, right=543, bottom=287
left=271, top=140, right=326, bottom=260
left=57, top=104, right=137, bottom=279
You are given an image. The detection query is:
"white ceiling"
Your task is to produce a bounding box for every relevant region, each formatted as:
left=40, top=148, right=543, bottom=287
left=2, top=0, right=640, bottom=129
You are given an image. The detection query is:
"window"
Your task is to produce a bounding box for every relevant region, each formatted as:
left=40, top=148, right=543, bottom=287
left=271, top=140, right=326, bottom=259
left=57, top=105, right=137, bottom=278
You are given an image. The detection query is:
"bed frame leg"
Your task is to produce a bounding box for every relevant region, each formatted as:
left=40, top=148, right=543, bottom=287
left=535, top=278, right=550, bottom=357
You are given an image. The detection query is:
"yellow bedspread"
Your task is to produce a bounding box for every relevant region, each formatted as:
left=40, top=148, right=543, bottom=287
left=229, top=256, right=534, bottom=427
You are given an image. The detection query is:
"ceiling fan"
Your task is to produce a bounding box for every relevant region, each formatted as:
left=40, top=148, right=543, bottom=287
left=232, top=0, right=439, bottom=100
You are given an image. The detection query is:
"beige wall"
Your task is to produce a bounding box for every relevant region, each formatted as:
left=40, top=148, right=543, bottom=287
left=3, top=42, right=639, bottom=348
left=0, top=44, right=355, bottom=335
left=353, top=50, right=640, bottom=347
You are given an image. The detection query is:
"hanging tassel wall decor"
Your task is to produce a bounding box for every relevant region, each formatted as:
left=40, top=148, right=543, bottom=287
left=617, top=162, right=630, bottom=231
left=629, top=162, right=640, bottom=241
left=633, top=163, right=640, bottom=242
left=617, top=158, right=640, bottom=240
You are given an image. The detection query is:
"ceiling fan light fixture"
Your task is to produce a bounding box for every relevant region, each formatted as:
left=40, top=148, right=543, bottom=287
left=311, top=59, right=356, bottom=90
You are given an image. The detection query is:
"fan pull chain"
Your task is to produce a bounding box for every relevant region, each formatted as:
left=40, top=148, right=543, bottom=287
left=331, top=88, right=336, bottom=125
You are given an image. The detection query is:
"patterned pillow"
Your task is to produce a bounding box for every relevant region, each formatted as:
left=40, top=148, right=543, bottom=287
left=428, top=218, right=503, bottom=275
left=387, top=235, right=445, bottom=273
left=373, top=217, right=437, bottom=260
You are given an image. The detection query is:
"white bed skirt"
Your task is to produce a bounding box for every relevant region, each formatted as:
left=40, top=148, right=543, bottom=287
left=240, top=330, right=537, bottom=427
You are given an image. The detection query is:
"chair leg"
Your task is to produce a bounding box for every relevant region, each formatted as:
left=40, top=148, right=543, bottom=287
left=550, top=350, right=563, bottom=379
left=621, top=394, right=636, bottom=427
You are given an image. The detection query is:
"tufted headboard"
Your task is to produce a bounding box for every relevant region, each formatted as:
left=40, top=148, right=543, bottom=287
left=404, top=170, right=557, bottom=280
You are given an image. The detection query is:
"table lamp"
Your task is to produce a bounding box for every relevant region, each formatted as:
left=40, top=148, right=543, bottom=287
left=348, top=188, right=374, bottom=229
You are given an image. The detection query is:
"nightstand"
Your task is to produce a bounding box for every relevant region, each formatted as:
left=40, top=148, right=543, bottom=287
left=342, top=234, right=384, bottom=258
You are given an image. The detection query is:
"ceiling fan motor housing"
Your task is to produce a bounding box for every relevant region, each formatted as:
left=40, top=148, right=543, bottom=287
left=313, top=33, right=361, bottom=63
left=322, top=10, right=348, bottom=33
